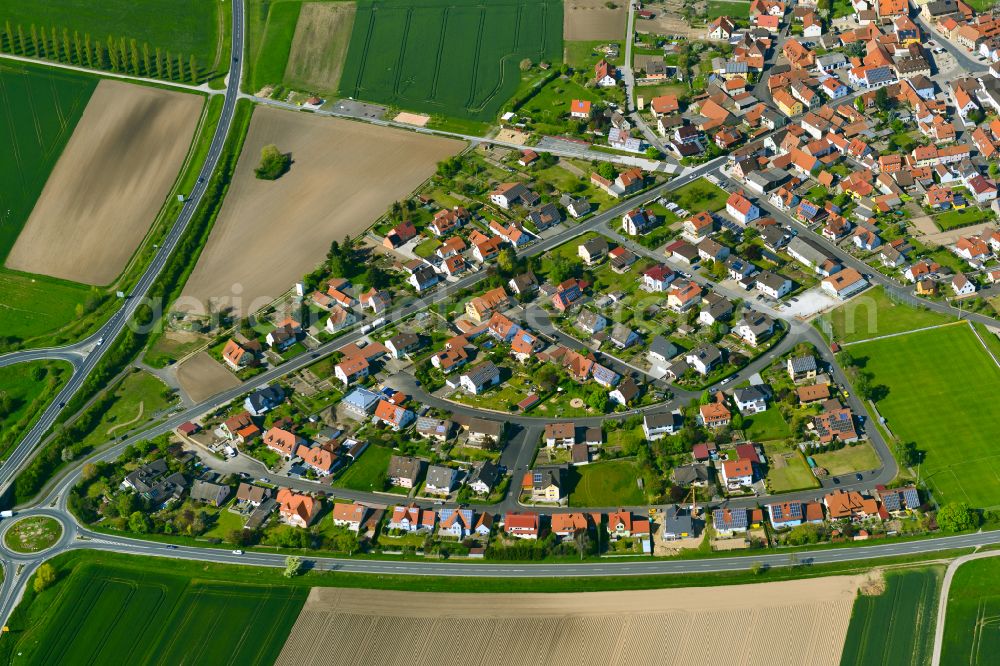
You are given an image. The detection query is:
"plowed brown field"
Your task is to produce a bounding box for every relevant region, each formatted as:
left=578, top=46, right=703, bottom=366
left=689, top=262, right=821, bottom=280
left=565, top=0, right=628, bottom=40
left=276, top=576, right=861, bottom=666
left=178, top=106, right=463, bottom=316
left=5, top=80, right=201, bottom=285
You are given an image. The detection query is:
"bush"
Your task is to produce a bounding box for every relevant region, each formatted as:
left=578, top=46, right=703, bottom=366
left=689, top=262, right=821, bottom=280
left=254, top=144, right=291, bottom=180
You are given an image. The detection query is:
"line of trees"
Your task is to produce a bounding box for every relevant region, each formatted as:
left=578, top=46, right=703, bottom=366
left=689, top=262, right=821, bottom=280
left=0, top=21, right=202, bottom=84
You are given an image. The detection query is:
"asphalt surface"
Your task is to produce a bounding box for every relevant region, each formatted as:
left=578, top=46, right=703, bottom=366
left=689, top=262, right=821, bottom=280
left=0, top=0, right=246, bottom=497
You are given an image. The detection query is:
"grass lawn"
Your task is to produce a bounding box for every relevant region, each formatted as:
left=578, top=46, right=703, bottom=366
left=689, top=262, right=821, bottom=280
left=743, top=408, right=792, bottom=442
left=933, top=206, right=994, bottom=231
left=568, top=460, right=645, bottom=506
left=810, top=442, right=880, bottom=476
left=413, top=237, right=441, bottom=258
left=77, top=370, right=176, bottom=451
left=0, top=0, right=224, bottom=65
left=824, top=286, right=952, bottom=344
left=3, top=517, right=62, bottom=553
left=941, top=557, right=1000, bottom=663
left=339, top=0, right=562, bottom=121
left=333, top=443, right=392, bottom=492
left=0, top=361, right=72, bottom=459
left=853, top=324, right=1000, bottom=508
left=668, top=178, right=729, bottom=214
left=204, top=505, right=247, bottom=539
left=764, top=446, right=820, bottom=492
left=840, top=567, right=941, bottom=666
left=563, top=40, right=623, bottom=70
left=245, top=0, right=302, bottom=93
left=0, top=272, right=95, bottom=345
left=706, top=0, right=750, bottom=20
left=5, top=556, right=306, bottom=665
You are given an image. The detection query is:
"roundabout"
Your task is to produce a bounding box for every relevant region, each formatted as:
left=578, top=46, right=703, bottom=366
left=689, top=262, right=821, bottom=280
left=1, top=515, right=65, bottom=555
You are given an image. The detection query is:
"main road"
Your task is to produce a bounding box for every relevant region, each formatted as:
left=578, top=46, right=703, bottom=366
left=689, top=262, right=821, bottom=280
left=0, top=0, right=246, bottom=496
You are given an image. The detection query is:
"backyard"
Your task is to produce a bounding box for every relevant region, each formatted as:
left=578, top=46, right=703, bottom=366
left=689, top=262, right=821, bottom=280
left=567, top=459, right=645, bottom=506
left=810, top=443, right=880, bottom=476
left=332, top=444, right=393, bottom=492
left=764, top=444, right=820, bottom=493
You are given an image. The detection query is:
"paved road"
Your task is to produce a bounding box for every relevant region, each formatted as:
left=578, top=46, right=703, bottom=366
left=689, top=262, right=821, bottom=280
left=0, top=0, right=246, bottom=496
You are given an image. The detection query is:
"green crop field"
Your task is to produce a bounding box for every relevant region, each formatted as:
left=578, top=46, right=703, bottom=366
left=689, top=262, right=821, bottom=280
left=853, top=324, right=1000, bottom=508
left=942, top=556, right=1000, bottom=663
left=568, top=460, right=645, bottom=506
left=825, top=286, right=952, bottom=344
left=10, top=559, right=306, bottom=665
left=0, top=61, right=95, bottom=264
left=338, top=0, right=563, bottom=121
left=0, top=62, right=99, bottom=343
left=245, top=0, right=303, bottom=94
left=0, top=0, right=225, bottom=65
left=840, top=567, right=940, bottom=666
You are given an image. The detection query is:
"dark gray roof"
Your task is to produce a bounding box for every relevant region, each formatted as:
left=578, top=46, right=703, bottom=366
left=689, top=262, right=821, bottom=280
left=664, top=505, right=695, bottom=535
left=462, top=361, right=500, bottom=387
left=425, top=465, right=457, bottom=489
left=388, top=455, right=423, bottom=481
left=468, top=460, right=500, bottom=489
left=788, top=355, right=818, bottom=373
left=649, top=335, right=679, bottom=360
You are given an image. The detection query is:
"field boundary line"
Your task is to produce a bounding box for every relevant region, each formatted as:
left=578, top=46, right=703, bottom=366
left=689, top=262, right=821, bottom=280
left=931, top=549, right=1000, bottom=665
left=0, top=52, right=220, bottom=95
left=841, top=321, right=964, bottom=346
left=428, top=6, right=450, bottom=100
left=967, top=320, right=1000, bottom=369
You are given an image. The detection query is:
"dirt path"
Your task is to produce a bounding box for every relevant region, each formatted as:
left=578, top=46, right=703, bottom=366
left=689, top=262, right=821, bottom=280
left=105, top=402, right=144, bottom=436
left=278, top=577, right=862, bottom=666
left=5, top=80, right=202, bottom=285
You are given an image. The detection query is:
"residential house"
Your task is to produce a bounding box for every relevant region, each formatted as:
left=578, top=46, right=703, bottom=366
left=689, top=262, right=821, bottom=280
left=387, top=455, right=424, bottom=489
left=504, top=512, right=540, bottom=539
left=388, top=503, right=436, bottom=533
left=643, top=410, right=684, bottom=440
left=276, top=488, right=319, bottom=528
left=459, top=361, right=501, bottom=395
left=424, top=465, right=458, bottom=495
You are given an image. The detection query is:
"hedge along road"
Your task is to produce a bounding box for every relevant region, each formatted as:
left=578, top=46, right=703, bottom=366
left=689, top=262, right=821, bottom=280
left=0, top=0, right=247, bottom=499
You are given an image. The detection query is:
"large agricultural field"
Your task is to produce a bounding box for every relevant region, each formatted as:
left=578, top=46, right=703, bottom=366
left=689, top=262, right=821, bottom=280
left=852, top=324, right=1000, bottom=508
left=285, top=1, right=357, bottom=92
left=0, top=62, right=94, bottom=264
left=245, top=0, right=307, bottom=94
left=941, top=556, right=1000, bottom=664
left=839, top=568, right=940, bottom=666
left=8, top=559, right=306, bottom=665
left=278, top=577, right=862, bottom=665
left=0, top=0, right=226, bottom=66
left=564, top=0, right=628, bottom=40
left=338, top=0, right=563, bottom=121
left=178, top=106, right=463, bottom=317
left=0, top=62, right=99, bottom=342
left=6, top=80, right=202, bottom=285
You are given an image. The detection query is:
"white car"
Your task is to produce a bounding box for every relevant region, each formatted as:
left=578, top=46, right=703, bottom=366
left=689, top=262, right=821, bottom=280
left=232, top=549, right=244, bottom=555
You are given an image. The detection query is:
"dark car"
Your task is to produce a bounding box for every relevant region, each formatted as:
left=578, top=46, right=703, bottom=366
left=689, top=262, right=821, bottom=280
left=832, top=477, right=840, bottom=484
left=855, top=473, right=863, bottom=481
